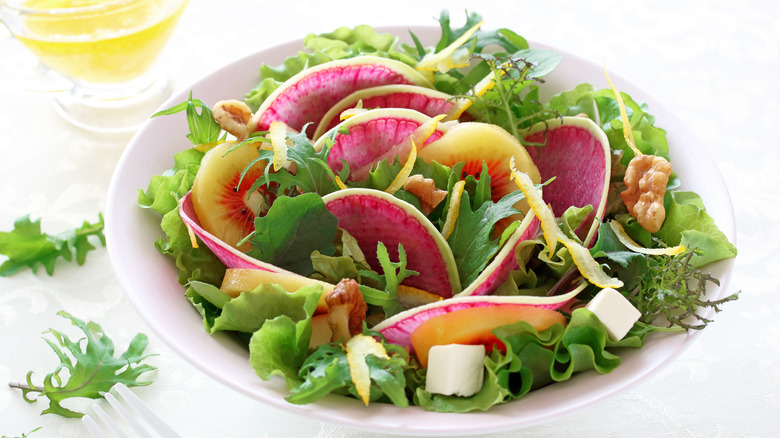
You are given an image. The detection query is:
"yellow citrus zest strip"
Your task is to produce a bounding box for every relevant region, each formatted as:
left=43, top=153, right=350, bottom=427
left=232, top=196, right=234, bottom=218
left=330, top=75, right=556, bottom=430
left=268, top=121, right=289, bottom=171
left=441, top=180, right=466, bottom=240
left=417, top=20, right=485, bottom=73
left=334, top=175, right=349, bottom=190
left=339, top=107, right=368, bottom=121
left=510, top=158, right=623, bottom=289
left=559, top=233, right=624, bottom=289
left=604, top=65, right=642, bottom=158
left=345, top=334, right=389, bottom=405
left=509, top=157, right=559, bottom=252
left=608, top=220, right=686, bottom=256
left=385, top=138, right=418, bottom=194
left=185, top=222, right=198, bottom=249
left=384, top=114, right=443, bottom=194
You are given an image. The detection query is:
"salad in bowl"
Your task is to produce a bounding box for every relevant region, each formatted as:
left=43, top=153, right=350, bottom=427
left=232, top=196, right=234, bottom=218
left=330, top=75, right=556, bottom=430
left=123, top=10, right=737, bottom=426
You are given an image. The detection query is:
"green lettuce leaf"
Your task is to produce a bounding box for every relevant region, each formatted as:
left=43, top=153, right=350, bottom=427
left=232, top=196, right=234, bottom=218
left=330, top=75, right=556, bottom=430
left=190, top=281, right=322, bottom=334
left=656, top=191, right=737, bottom=267
left=245, top=25, right=418, bottom=111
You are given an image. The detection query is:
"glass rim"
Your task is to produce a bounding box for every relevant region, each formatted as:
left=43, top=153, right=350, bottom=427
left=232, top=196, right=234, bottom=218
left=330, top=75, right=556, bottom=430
left=0, top=0, right=177, bottom=15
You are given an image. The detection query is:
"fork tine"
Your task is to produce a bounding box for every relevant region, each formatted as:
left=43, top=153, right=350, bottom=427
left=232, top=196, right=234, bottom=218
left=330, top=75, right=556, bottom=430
left=91, top=404, right=131, bottom=438
left=114, top=383, right=183, bottom=438
left=82, top=413, right=111, bottom=438
left=105, top=392, right=154, bottom=438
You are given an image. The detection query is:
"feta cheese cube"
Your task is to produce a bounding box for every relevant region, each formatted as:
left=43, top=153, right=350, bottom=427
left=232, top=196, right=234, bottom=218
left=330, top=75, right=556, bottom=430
left=425, top=344, right=485, bottom=397
left=585, top=287, right=641, bottom=341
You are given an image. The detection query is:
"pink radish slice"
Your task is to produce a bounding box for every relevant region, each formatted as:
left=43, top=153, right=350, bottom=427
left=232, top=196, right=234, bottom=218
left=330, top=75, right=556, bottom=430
left=322, top=188, right=461, bottom=298
left=455, top=213, right=541, bottom=297
left=315, top=108, right=448, bottom=181
left=524, top=117, right=610, bottom=246
left=373, top=287, right=584, bottom=348
left=249, top=57, right=433, bottom=136
left=313, top=84, right=459, bottom=140
left=179, top=192, right=280, bottom=272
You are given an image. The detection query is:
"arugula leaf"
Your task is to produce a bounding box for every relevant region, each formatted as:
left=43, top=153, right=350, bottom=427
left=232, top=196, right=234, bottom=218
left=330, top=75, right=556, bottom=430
left=246, top=193, right=339, bottom=276
left=446, top=187, right=527, bottom=288
left=151, top=92, right=224, bottom=145
left=252, top=130, right=342, bottom=197
left=358, top=243, right=417, bottom=317
left=0, top=214, right=105, bottom=277
left=9, top=311, right=156, bottom=418
left=286, top=330, right=409, bottom=406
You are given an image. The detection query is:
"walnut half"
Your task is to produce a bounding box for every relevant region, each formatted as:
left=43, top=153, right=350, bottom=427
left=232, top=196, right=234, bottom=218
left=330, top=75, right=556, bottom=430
left=324, top=279, right=367, bottom=343
left=403, top=174, right=447, bottom=215
left=212, top=99, right=253, bottom=141
left=620, top=154, right=673, bottom=233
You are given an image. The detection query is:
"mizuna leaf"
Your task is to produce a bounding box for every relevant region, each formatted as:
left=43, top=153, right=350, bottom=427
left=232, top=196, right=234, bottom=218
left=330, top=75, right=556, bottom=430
left=11, top=311, right=156, bottom=418
left=0, top=214, right=105, bottom=277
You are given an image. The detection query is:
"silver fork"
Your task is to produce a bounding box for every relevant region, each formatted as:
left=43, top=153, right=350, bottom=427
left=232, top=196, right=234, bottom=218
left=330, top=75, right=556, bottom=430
left=81, top=383, right=182, bottom=438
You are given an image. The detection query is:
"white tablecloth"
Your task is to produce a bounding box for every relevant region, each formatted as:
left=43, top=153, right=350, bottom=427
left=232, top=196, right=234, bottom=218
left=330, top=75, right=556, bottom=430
left=1, top=1, right=776, bottom=436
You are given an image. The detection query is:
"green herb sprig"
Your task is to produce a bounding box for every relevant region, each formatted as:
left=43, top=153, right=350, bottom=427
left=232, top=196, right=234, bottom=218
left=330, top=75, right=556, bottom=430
left=8, top=311, right=156, bottom=418
left=630, top=249, right=739, bottom=331
left=0, top=214, right=105, bottom=277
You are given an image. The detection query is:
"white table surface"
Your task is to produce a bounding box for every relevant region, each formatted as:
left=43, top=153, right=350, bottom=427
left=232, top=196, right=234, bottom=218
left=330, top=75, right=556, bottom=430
left=1, top=1, right=776, bottom=437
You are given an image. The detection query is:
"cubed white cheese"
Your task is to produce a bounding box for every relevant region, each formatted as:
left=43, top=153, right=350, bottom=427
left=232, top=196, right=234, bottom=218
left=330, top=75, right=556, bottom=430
left=425, top=344, right=485, bottom=397
left=585, top=287, right=641, bottom=341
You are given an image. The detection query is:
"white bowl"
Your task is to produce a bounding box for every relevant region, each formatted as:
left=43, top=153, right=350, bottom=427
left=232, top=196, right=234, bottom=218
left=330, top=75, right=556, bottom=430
left=105, top=26, right=736, bottom=436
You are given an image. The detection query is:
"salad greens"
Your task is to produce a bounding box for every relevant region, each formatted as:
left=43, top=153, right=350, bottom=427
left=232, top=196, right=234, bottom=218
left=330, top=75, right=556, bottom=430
left=139, top=10, right=738, bottom=413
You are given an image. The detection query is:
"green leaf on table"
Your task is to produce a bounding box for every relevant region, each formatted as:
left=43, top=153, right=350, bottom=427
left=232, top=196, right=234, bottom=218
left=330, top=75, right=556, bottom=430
left=10, top=311, right=156, bottom=418
left=0, top=214, right=105, bottom=277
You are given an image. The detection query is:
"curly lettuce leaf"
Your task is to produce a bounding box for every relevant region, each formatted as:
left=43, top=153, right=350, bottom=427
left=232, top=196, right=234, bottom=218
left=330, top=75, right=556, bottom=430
left=413, top=310, right=641, bottom=413
left=189, top=281, right=322, bottom=334
left=245, top=25, right=417, bottom=111
left=656, top=191, right=737, bottom=268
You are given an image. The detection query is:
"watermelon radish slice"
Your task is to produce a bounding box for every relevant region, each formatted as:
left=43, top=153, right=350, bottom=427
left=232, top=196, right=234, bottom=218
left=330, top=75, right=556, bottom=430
left=179, top=191, right=281, bottom=273
left=523, top=116, right=611, bottom=246
left=321, top=188, right=461, bottom=298
left=249, top=56, right=433, bottom=136
left=312, top=84, right=463, bottom=140
left=373, top=283, right=585, bottom=348
left=313, top=108, right=450, bottom=181
left=455, top=213, right=541, bottom=297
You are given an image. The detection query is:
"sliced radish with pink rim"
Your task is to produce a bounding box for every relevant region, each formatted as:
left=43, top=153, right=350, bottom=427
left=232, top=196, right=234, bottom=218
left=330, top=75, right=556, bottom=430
left=314, top=108, right=450, bottom=181
left=322, top=188, right=461, bottom=298
left=455, top=213, right=541, bottom=297
left=373, top=283, right=585, bottom=348
left=179, top=191, right=280, bottom=272
left=249, top=56, right=433, bottom=136
left=523, top=116, right=611, bottom=246
left=312, top=84, right=463, bottom=140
